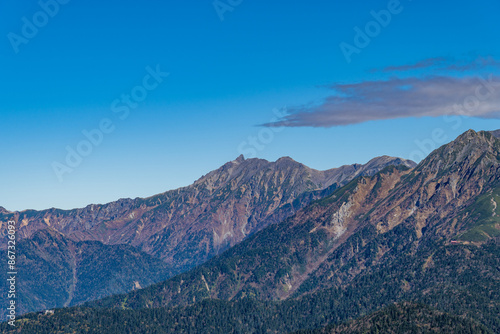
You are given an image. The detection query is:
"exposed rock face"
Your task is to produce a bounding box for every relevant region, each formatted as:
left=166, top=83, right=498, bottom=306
left=368, top=130, right=500, bottom=236
left=90, top=130, right=500, bottom=311
left=299, top=129, right=500, bottom=294
left=4, top=129, right=500, bottom=333
left=0, top=155, right=414, bottom=274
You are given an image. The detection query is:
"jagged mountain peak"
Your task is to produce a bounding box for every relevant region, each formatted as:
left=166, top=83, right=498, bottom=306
left=194, top=155, right=310, bottom=188
left=275, top=156, right=297, bottom=164
left=2, top=152, right=414, bottom=259
left=194, top=154, right=414, bottom=196
left=15, top=128, right=500, bottom=333
left=443, top=129, right=498, bottom=153
left=87, top=128, right=500, bottom=311
left=364, top=128, right=500, bottom=240
left=362, top=155, right=417, bottom=171
left=234, top=154, right=245, bottom=163
left=416, top=129, right=500, bottom=174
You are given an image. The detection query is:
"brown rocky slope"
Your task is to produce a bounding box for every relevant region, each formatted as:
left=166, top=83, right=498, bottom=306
left=0, top=155, right=414, bottom=275
left=89, top=130, right=500, bottom=311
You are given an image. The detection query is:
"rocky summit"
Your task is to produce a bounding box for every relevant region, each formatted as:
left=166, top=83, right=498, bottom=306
left=75, top=129, right=500, bottom=333
left=0, top=155, right=414, bottom=274
left=3, top=129, right=499, bottom=333
left=0, top=154, right=413, bottom=318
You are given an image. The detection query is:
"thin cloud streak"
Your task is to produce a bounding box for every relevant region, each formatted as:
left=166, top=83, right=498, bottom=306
left=264, top=75, right=500, bottom=128
left=372, top=57, right=450, bottom=73
left=372, top=56, right=500, bottom=73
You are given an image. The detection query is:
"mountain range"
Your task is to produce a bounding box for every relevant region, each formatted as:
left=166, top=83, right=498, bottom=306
left=1, top=129, right=500, bottom=333
left=0, top=153, right=413, bottom=318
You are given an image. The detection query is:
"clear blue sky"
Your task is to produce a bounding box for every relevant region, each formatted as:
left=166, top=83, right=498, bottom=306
left=1, top=0, right=500, bottom=211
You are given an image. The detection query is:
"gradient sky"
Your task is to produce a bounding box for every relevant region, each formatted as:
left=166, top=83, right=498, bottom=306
left=1, top=0, right=500, bottom=211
